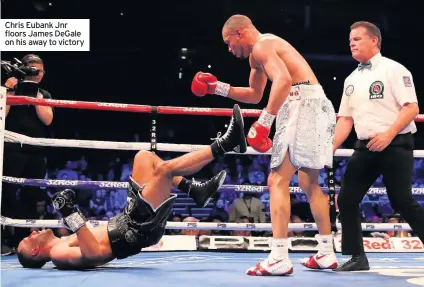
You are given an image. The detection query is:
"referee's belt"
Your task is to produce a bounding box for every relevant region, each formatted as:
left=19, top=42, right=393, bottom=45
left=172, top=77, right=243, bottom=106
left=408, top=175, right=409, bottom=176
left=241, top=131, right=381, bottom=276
left=355, top=132, right=414, bottom=150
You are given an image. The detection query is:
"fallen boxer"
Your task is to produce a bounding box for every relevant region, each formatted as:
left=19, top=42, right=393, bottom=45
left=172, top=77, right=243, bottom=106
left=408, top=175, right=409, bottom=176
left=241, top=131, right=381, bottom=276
left=191, top=15, right=338, bottom=275
left=16, top=104, right=247, bottom=270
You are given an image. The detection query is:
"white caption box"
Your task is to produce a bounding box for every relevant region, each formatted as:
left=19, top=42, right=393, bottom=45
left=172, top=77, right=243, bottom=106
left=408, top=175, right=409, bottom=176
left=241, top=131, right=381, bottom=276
left=0, top=19, right=90, bottom=51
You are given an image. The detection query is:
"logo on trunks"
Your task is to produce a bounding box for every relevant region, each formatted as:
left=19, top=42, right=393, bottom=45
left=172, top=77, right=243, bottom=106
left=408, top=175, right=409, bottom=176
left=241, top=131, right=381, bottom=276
left=345, top=85, right=354, bottom=96
left=125, top=230, right=137, bottom=244
left=369, top=81, right=384, bottom=99
left=289, top=86, right=301, bottom=101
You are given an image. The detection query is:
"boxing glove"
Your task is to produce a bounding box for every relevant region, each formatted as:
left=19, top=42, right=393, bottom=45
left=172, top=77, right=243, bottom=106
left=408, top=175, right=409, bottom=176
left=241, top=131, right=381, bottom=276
left=52, top=189, right=86, bottom=232
left=247, top=109, right=276, bottom=153
left=191, top=72, right=231, bottom=97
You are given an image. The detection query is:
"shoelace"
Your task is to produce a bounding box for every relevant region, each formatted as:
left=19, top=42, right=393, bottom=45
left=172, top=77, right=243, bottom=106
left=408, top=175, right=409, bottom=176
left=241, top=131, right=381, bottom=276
left=210, top=116, right=235, bottom=142
left=191, top=177, right=212, bottom=187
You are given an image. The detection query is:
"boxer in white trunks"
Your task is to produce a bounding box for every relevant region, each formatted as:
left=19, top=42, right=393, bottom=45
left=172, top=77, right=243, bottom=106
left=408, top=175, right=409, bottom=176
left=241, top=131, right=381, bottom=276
left=191, top=15, right=338, bottom=276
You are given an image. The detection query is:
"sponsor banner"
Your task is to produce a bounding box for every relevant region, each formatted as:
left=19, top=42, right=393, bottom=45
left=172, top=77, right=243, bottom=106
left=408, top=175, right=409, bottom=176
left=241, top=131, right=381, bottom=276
left=334, top=235, right=424, bottom=252
left=141, top=235, right=197, bottom=252
left=391, top=237, right=424, bottom=252
left=198, top=236, right=318, bottom=251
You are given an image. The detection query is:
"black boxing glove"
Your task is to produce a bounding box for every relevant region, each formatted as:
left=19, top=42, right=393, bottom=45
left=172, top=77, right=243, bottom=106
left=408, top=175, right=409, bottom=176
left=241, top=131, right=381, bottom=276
left=52, top=189, right=86, bottom=232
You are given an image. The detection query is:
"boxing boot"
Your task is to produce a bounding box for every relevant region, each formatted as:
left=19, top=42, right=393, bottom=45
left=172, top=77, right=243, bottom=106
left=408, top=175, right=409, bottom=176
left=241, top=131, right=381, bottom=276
left=210, top=104, right=247, bottom=157
left=188, top=170, right=226, bottom=207
left=301, top=252, right=338, bottom=270
left=246, top=256, right=294, bottom=276
left=332, top=254, right=370, bottom=271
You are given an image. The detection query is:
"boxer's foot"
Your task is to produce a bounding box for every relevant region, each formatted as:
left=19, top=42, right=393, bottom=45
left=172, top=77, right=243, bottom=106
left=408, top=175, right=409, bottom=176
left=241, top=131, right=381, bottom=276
left=188, top=170, right=226, bottom=207
left=211, top=104, right=247, bottom=156
left=332, top=254, right=370, bottom=272
left=246, top=256, right=293, bottom=276
left=301, top=252, right=338, bottom=270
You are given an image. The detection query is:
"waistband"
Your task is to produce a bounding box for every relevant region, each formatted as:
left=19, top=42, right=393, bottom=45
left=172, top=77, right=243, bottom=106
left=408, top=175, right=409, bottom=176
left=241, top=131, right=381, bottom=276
left=292, top=80, right=311, bottom=86
left=355, top=132, right=414, bottom=150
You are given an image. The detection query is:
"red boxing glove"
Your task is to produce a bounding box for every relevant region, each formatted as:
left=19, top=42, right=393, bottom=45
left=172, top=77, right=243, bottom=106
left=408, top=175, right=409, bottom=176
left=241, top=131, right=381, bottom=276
left=191, top=72, right=230, bottom=97
left=247, top=109, right=276, bottom=153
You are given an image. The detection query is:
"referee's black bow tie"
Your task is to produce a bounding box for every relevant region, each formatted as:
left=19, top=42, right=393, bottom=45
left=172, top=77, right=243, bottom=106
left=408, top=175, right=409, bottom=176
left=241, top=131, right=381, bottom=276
left=358, top=61, right=372, bottom=71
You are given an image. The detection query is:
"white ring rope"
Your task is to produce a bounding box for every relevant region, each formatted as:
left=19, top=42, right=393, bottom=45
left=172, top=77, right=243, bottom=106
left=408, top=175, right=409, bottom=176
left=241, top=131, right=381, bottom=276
left=5, top=130, right=424, bottom=157
left=0, top=216, right=412, bottom=231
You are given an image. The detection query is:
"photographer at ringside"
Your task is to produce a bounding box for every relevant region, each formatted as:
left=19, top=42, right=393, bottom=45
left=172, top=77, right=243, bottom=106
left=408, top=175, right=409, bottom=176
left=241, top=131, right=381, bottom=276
left=1, top=54, right=54, bottom=252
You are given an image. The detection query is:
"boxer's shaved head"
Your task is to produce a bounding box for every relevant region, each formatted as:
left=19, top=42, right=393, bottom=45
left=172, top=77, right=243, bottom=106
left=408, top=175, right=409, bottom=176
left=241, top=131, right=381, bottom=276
left=222, top=15, right=259, bottom=59
left=223, top=15, right=254, bottom=31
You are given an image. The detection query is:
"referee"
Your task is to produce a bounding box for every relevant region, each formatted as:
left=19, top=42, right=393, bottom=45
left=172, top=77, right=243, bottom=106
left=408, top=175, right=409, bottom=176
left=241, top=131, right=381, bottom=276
left=333, top=21, right=424, bottom=271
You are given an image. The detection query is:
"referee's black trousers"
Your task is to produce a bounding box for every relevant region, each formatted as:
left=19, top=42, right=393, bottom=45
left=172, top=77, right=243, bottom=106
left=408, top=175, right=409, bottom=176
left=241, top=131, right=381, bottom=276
left=337, top=133, right=424, bottom=256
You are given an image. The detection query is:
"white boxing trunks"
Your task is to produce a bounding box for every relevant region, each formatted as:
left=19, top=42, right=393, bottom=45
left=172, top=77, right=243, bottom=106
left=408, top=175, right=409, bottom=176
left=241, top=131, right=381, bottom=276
left=270, top=83, right=336, bottom=170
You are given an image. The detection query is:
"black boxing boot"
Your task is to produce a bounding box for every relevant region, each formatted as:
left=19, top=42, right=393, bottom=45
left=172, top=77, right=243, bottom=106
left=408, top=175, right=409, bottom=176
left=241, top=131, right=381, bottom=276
left=332, top=254, right=370, bottom=272
left=52, top=189, right=87, bottom=233
left=184, top=170, right=226, bottom=208
left=211, top=104, right=247, bottom=157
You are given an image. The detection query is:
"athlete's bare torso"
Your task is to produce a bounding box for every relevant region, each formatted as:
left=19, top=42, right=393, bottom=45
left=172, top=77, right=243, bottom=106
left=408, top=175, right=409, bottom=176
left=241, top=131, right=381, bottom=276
left=250, top=34, right=319, bottom=85
left=52, top=224, right=115, bottom=268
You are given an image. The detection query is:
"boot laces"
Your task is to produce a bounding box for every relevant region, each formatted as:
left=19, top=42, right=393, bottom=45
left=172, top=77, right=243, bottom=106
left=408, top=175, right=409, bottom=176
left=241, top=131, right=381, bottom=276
left=210, top=115, right=235, bottom=142
left=191, top=177, right=212, bottom=188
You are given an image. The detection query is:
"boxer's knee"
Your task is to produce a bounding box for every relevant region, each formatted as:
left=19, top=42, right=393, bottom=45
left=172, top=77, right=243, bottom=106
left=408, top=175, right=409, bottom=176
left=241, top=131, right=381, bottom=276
left=134, top=150, right=156, bottom=167
left=267, top=171, right=290, bottom=193
left=298, top=169, right=321, bottom=197
left=154, top=161, right=174, bottom=178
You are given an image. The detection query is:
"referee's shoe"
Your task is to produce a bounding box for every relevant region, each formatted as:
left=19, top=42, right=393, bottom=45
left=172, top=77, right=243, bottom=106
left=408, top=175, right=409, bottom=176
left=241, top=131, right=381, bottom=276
left=333, top=254, right=370, bottom=271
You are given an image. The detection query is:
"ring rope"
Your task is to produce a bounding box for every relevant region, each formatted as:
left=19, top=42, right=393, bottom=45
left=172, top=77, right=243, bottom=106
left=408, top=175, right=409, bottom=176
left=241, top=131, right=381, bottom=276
left=7, top=96, right=424, bottom=120
left=0, top=216, right=412, bottom=231
left=1, top=95, right=420, bottom=234
left=3, top=176, right=424, bottom=195
left=6, top=130, right=424, bottom=157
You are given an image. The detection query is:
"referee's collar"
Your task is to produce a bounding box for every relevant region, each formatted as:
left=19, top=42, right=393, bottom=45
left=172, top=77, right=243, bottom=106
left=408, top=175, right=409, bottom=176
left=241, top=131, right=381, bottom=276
left=367, top=52, right=383, bottom=69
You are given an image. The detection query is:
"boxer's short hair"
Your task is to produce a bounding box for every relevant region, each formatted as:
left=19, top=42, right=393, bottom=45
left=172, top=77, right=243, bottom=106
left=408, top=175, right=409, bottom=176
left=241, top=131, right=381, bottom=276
left=17, top=250, right=47, bottom=268
left=350, top=21, right=382, bottom=49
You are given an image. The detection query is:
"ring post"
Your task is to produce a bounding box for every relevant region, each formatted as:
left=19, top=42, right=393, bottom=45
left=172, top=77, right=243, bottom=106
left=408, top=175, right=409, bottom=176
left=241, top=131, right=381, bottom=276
left=0, top=87, right=7, bottom=213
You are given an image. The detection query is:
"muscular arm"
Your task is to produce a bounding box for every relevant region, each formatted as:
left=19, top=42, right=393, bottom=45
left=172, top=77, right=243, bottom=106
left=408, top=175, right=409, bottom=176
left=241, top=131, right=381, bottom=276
left=50, top=226, right=104, bottom=269
left=251, top=41, right=292, bottom=114
left=227, top=59, right=268, bottom=104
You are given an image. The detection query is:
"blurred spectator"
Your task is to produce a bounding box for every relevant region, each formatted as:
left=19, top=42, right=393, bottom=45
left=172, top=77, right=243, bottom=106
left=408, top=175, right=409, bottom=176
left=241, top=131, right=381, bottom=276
left=209, top=199, right=229, bottom=222
left=29, top=200, right=56, bottom=233
left=182, top=217, right=199, bottom=236
left=168, top=214, right=183, bottom=235
left=198, top=217, right=212, bottom=236
left=229, top=193, right=266, bottom=223
left=231, top=216, right=251, bottom=237
left=56, top=161, right=79, bottom=180
left=89, top=189, right=107, bottom=216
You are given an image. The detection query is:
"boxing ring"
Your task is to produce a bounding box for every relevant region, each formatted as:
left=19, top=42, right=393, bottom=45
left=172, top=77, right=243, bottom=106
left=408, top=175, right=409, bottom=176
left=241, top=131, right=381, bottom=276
left=1, top=90, right=424, bottom=287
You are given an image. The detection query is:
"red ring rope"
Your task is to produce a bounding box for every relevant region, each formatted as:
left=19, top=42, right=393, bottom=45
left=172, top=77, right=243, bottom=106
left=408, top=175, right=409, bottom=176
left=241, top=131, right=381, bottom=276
left=6, top=95, right=424, bottom=121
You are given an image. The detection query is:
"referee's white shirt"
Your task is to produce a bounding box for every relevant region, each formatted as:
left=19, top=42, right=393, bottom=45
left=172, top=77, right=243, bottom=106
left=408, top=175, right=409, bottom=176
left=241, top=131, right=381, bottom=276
left=338, top=53, right=418, bottom=140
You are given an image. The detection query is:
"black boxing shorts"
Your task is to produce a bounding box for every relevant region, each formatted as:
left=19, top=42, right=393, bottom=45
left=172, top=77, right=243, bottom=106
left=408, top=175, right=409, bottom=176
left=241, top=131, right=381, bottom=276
left=107, top=176, right=177, bottom=259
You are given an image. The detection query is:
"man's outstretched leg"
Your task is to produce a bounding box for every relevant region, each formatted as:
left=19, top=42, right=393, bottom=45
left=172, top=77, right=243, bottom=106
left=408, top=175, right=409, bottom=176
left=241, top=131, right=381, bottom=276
left=246, top=151, right=296, bottom=276
left=298, top=169, right=338, bottom=270
left=132, top=150, right=221, bottom=208
left=136, top=104, right=247, bottom=209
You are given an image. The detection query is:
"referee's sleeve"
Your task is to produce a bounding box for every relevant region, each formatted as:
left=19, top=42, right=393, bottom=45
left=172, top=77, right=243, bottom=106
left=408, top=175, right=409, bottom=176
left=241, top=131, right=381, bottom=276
left=338, top=80, right=353, bottom=117
left=390, top=65, right=418, bottom=106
